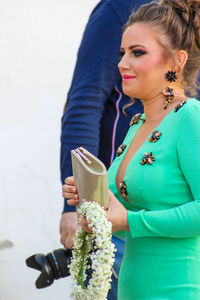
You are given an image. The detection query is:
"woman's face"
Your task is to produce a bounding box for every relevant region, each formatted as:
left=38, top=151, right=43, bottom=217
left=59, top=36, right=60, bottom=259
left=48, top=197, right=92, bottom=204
left=118, top=22, right=172, bottom=100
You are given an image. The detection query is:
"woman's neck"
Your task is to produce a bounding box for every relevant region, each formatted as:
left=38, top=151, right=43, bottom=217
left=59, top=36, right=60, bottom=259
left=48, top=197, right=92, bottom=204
left=142, top=89, right=187, bottom=123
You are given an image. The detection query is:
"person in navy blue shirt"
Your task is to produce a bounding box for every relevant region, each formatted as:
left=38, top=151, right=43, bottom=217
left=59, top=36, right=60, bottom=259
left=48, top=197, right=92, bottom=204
left=59, top=0, right=200, bottom=298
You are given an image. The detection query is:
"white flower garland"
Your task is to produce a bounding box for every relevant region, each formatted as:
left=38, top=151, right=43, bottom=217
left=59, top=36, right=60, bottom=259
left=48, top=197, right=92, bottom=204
left=69, top=201, right=116, bottom=300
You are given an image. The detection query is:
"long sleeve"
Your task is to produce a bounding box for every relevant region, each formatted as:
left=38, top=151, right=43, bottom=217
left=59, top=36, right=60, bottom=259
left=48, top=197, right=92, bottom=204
left=127, top=103, right=200, bottom=239
left=60, top=2, right=126, bottom=212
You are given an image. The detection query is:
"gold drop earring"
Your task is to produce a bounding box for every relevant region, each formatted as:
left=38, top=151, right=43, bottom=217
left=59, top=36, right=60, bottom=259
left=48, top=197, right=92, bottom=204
left=163, top=71, right=177, bottom=109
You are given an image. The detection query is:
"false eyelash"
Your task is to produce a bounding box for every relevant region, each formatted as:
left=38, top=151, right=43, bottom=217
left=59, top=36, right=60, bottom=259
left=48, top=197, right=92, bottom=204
left=132, top=50, right=147, bottom=57
left=119, top=50, right=125, bottom=58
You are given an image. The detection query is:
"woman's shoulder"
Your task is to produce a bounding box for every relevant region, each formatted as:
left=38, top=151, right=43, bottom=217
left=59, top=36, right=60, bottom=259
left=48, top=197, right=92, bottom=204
left=183, top=98, right=200, bottom=110
left=177, top=98, right=200, bottom=128
left=176, top=98, right=200, bottom=116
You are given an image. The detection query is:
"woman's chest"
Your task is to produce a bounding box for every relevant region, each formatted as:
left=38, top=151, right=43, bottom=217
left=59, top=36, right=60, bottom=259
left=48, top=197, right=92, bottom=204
left=116, top=122, right=163, bottom=185
left=108, top=120, right=189, bottom=211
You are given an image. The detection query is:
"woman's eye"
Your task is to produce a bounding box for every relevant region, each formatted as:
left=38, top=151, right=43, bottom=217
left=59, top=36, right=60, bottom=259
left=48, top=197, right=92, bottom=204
left=132, top=50, right=146, bottom=57
left=119, top=51, right=125, bottom=59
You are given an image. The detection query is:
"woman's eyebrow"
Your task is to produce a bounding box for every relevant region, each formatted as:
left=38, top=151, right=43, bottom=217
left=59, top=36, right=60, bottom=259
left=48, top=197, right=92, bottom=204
left=120, top=44, right=147, bottom=51
left=129, top=44, right=147, bottom=50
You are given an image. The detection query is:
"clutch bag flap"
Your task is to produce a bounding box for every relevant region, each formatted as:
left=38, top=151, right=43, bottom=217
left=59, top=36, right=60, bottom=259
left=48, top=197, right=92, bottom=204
left=71, top=147, right=108, bottom=209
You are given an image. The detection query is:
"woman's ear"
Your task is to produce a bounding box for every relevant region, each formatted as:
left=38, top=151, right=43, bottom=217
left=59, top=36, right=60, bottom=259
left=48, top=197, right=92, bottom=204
left=173, top=50, right=188, bottom=72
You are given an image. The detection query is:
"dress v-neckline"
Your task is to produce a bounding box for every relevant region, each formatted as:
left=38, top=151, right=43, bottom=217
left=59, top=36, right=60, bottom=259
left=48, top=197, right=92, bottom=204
left=129, top=106, right=175, bottom=158
left=115, top=106, right=176, bottom=197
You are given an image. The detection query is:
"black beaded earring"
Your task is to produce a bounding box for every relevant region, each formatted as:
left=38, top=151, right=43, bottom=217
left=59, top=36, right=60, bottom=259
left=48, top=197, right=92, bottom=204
left=163, top=71, right=177, bottom=109
left=165, top=71, right=177, bottom=83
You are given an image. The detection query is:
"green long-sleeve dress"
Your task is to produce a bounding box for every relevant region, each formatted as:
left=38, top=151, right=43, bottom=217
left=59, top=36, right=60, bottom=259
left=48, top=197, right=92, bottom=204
left=107, top=98, right=200, bottom=300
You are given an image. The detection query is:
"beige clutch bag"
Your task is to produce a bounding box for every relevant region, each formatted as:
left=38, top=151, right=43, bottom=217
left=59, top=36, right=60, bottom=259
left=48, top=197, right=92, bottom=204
left=71, top=147, right=109, bottom=209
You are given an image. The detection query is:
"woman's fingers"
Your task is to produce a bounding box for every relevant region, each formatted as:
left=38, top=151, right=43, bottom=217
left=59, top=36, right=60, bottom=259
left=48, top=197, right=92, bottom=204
left=62, top=189, right=79, bottom=200
left=66, top=198, right=88, bottom=207
left=80, top=217, right=93, bottom=233
left=62, top=176, right=78, bottom=200
left=63, top=183, right=77, bottom=193
left=67, top=199, right=79, bottom=206
left=62, top=190, right=79, bottom=200
left=64, top=176, right=75, bottom=185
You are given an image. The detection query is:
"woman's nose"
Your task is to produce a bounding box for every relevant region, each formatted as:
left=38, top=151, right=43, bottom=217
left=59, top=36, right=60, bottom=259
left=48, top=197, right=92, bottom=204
left=118, top=55, right=129, bottom=71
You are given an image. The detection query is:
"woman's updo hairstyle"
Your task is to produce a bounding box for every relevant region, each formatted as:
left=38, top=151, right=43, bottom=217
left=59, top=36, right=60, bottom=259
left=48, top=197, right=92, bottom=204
left=124, top=0, right=200, bottom=97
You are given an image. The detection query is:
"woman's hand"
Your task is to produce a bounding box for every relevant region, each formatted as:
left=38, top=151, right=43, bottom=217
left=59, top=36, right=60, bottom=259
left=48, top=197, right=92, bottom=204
left=107, top=189, right=130, bottom=233
left=62, top=176, right=79, bottom=206
left=62, top=177, right=93, bottom=232
left=80, top=215, right=93, bottom=234
left=63, top=183, right=130, bottom=234
left=80, top=190, right=130, bottom=234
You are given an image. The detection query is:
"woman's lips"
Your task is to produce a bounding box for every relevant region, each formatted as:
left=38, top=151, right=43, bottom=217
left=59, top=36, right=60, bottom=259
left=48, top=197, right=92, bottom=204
left=122, top=75, right=136, bottom=82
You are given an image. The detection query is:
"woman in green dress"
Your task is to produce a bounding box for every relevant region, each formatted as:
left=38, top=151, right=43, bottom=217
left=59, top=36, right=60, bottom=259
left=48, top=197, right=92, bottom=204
left=63, top=0, right=200, bottom=298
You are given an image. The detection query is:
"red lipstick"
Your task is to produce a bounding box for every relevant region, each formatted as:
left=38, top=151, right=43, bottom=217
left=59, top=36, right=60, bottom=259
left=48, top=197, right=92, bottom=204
left=122, top=75, right=136, bottom=82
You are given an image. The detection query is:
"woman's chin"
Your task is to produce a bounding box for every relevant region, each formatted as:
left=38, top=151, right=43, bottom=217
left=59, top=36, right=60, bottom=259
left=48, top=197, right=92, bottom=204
left=122, top=89, right=138, bottom=99
left=122, top=86, right=138, bottom=98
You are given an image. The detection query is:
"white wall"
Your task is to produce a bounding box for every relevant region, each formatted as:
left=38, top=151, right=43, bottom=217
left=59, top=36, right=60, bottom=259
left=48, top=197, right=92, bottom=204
left=0, top=0, right=98, bottom=299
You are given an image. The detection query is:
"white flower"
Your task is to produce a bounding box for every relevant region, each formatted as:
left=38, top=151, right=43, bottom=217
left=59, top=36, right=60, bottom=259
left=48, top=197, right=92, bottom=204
left=69, top=201, right=116, bottom=300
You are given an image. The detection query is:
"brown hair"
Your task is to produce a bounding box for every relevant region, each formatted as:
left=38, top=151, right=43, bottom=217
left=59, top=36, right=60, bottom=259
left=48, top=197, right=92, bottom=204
left=123, top=0, right=200, bottom=98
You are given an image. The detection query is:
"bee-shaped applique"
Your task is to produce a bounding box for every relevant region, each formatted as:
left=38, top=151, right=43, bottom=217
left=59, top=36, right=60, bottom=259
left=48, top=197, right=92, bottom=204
left=140, top=152, right=155, bottom=165
left=119, top=181, right=128, bottom=197
left=116, top=144, right=126, bottom=156
left=129, top=113, right=142, bottom=126
left=149, top=130, right=162, bottom=143
left=174, top=100, right=187, bottom=112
